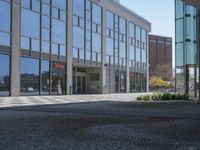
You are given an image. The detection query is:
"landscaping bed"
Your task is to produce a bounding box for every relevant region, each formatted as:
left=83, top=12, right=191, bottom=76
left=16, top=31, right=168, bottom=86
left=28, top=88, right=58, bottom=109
left=137, top=93, right=190, bottom=101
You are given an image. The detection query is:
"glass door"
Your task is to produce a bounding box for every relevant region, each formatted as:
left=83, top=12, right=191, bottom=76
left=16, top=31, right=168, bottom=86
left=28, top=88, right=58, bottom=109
left=72, top=75, right=86, bottom=94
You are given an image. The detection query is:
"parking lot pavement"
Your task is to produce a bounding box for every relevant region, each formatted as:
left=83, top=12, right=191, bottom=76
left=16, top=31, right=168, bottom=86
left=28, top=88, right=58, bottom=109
left=0, top=99, right=200, bottom=150
left=0, top=93, right=150, bottom=108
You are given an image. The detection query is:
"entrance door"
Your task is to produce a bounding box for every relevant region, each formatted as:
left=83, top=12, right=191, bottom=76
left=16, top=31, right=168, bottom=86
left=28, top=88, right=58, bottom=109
left=52, top=73, right=66, bottom=95
left=73, top=75, right=86, bottom=94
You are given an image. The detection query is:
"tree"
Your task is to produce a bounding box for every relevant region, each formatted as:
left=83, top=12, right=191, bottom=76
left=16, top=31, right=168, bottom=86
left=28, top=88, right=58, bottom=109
left=153, top=64, right=172, bottom=81
left=149, top=76, right=169, bottom=89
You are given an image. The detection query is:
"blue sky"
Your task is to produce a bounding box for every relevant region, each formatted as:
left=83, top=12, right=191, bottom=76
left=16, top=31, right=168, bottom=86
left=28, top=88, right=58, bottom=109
left=120, top=0, right=175, bottom=67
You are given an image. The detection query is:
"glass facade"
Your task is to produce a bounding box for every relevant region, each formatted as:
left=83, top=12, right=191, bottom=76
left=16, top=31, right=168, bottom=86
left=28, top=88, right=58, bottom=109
left=0, top=54, right=10, bottom=96
left=105, top=10, right=148, bottom=93
left=73, top=0, right=102, bottom=64
left=175, top=0, right=199, bottom=98
left=21, top=0, right=67, bottom=55
left=0, top=0, right=11, bottom=47
left=0, top=0, right=150, bottom=96
left=20, top=57, right=40, bottom=96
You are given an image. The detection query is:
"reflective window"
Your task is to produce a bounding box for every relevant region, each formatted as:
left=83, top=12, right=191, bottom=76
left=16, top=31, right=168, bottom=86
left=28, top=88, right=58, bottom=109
left=0, top=1, right=10, bottom=32
left=21, top=0, right=30, bottom=8
left=0, top=32, right=10, bottom=46
left=0, top=0, right=10, bottom=47
left=73, top=26, right=84, bottom=49
left=41, top=60, right=50, bottom=95
left=52, top=19, right=66, bottom=45
left=0, top=54, right=10, bottom=96
left=52, top=0, right=66, bottom=10
left=20, top=57, right=39, bottom=96
left=21, top=8, right=40, bottom=39
left=73, top=0, right=84, bottom=17
left=92, top=3, right=101, bottom=25
left=21, top=37, right=30, bottom=50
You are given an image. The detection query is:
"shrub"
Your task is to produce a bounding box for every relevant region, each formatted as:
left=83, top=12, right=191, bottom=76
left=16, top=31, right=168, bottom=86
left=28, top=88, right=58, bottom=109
left=136, top=93, right=191, bottom=101
left=151, top=94, right=159, bottom=101
left=137, top=96, right=143, bottom=101
left=143, top=95, right=151, bottom=101
left=161, top=93, right=172, bottom=100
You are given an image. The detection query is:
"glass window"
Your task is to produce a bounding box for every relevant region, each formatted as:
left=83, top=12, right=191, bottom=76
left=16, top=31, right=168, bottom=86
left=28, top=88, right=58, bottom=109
left=106, top=11, right=114, bottom=29
left=42, top=3, right=50, bottom=16
left=20, top=57, right=39, bottom=96
left=136, top=26, right=140, bottom=41
left=52, top=0, right=66, bottom=10
left=129, top=23, right=135, bottom=38
left=21, top=36, right=30, bottom=50
left=92, top=3, right=101, bottom=25
left=73, top=48, right=78, bottom=58
left=92, top=33, right=101, bottom=53
left=21, top=8, right=40, bottom=38
left=0, top=1, right=10, bottom=32
left=42, top=0, right=50, bottom=5
left=42, top=15, right=50, bottom=29
left=31, top=39, right=40, bottom=52
left=32, top=0, right=40, bottom=12
left=42, top=29, right=50, bottom=41
left=60, top=10, right=66, bottom=22
left=21, top=0, right=30, bottom=8
left=0, top=54, right=10, bottom=96
left=175, top=19, right=183, bottom=43
left=73, top=0, right=84, bottom=17
left=42, top=41, right=50, bottom=53
left=175, top=0, right=184, bottom=19
left=0, top=32, right=10, bottom=46
left=60, top=45, right=66, bottom=56
left=73, top=26, right=84, bottom=49
left=106, top=38, right=114, bottom=56
left=51, top=43, right=58, bottom=55
left=41, top=60, right=50, bottom=95
left=119, top=18, right=126, bottom=34
left=52, top=7, right=58, bottom=19
left=52, top=19, right=66, bottom=45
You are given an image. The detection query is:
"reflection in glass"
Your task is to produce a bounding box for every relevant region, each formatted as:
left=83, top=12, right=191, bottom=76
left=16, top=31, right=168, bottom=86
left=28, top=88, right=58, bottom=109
left=51, top=73, right=66, bottom=95
left=0, top=1, right=10, bottom=32
left=41, top=60, right=50, bottom=95
left=20, top=57, right=39, bottom=96
left=0, top=54, right=10, bottom=96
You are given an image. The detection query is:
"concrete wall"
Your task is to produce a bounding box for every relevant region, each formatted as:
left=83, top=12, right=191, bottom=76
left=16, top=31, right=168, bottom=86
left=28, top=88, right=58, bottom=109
left=11, top=0, right=20, bottom=96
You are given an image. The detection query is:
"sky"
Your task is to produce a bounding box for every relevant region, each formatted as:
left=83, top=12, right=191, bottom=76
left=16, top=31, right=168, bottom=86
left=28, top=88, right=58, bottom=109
left=120, top=0, right=175, bottom=67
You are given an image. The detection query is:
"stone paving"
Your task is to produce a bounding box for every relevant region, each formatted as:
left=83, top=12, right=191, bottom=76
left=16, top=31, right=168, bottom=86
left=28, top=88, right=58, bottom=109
left=0, top=93, right=148, bottom=108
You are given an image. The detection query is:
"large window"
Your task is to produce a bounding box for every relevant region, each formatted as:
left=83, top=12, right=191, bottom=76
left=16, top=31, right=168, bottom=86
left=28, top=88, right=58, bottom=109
left=73, top=0, right=85, bottom=61
left=21, top=0, right=67, bottom=56
left=21, top=8, right=40, bottom=51
left=92, top=3, right=102, bottom=63
left=21, top=9, right=40, bottom=39
left=0, top=0, right=10, bottom=46
left=129, top=23, right=135, bottom=68
left=20, top=57, right=39, bottom=96
left=41, top=60, right=50, bottom=95
left=0, top=54, right=10, bottom=96
left=106, top=11, right=114, bottom=64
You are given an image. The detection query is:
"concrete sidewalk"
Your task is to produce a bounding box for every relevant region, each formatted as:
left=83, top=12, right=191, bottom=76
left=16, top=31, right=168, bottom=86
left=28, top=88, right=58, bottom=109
left=0, top=93, right=150, bottom=108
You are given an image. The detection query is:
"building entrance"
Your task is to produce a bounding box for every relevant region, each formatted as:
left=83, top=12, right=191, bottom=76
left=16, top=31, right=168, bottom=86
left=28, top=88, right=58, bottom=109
left=73, top=73, right=86, bottom=94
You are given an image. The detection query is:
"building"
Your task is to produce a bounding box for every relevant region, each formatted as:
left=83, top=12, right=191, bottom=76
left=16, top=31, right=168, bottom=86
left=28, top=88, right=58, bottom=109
left=0, top=0, right=151, bottom=97
left=175, top=0, right=200, bottom=98
left=149, top=34, right=172, bottom=81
